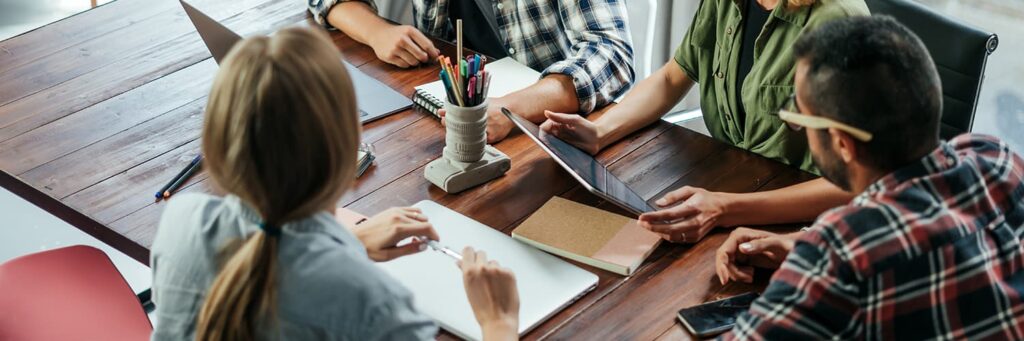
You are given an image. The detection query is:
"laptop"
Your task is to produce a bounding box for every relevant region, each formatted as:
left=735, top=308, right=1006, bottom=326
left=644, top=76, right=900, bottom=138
left=180, top=0, right=412, bottom=123
left=372, top=201, right=598, bottom=341
left=502, top=108, right=658, bottom=216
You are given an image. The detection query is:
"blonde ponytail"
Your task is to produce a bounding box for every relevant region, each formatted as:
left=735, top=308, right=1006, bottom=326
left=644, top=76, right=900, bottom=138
left=196, top=232, right=279, bottom=341
left=194, top=26, right=360, bottom=341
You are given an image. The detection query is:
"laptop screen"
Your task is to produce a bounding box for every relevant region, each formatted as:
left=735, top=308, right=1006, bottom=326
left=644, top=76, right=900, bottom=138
left=502, top=109, right=656, bottom=215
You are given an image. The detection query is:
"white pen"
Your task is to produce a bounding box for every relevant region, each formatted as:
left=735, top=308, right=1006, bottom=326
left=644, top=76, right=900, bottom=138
left=417, top=237, right=462, bottom=261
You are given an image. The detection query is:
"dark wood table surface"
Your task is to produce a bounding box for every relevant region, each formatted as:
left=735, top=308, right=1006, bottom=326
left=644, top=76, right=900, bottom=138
left=0, top=0, right=816, bottom=339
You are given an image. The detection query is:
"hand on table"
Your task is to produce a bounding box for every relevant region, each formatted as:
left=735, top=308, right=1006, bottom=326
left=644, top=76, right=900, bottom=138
left=352, top=207, right=439, bottom=262
left=368, top=25, right=440, bottom=68
left=637, top=186, right=736, bottom=243
left=459, top=247, right=520, bottom=341
left=540, top=110, right=601, bottom=155
left=715, top=228, right=800, bottom=285
left=438, top=96, right=516, bottom=144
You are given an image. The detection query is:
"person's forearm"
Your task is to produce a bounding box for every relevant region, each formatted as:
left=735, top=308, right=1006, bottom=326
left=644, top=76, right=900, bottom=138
left=594, top=63, right=693, bottom=150
left=500, top=74, right=579, bottom=122
left=725, top=177, right=854, bottom=225
left=326, top=2, right=392, bottom=46
left=480, top=319, right=518, bottom=341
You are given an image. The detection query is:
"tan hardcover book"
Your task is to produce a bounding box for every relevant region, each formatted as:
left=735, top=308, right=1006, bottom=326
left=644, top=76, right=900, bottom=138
left=512, top=197, right=661, bottom=276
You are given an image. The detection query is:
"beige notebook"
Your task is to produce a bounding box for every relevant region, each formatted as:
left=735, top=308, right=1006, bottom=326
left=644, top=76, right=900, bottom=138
left=512, top=197, right=661, bottom=276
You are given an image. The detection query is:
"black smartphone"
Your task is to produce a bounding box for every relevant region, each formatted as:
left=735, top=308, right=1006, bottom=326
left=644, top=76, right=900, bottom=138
left=676, top=292, right=760, bottom=338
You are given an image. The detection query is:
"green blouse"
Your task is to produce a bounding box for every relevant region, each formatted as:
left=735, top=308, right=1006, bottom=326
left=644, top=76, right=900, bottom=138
left=675, top=0, right=868, bottom=173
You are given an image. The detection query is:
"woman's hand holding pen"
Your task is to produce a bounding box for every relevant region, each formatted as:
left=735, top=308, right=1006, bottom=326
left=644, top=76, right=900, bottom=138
left=354, top=207, right=439, bottom=262
left=460, top=247, right=520, bottom=341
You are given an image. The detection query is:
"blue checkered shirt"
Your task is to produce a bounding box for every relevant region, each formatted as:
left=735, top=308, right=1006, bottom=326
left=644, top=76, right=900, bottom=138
left=308, top=0, right=635, bottom=113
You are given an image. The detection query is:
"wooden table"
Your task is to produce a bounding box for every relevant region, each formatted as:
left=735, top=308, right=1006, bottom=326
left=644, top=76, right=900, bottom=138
left=0, top=0, right=815, bottom=339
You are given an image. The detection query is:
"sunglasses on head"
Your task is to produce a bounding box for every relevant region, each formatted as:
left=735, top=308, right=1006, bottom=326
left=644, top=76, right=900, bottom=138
left=773, top=94, right=874, bottom=142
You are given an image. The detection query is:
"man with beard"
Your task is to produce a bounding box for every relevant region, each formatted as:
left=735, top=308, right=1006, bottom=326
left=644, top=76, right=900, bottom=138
left=713, top=16, right=1024, bottom=339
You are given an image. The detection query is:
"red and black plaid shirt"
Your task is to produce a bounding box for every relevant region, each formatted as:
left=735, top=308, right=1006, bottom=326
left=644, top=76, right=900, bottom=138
left=724, top=134, right=1024, bottom=340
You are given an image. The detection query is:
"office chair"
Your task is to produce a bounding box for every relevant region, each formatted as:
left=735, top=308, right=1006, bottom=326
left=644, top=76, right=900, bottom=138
left=0, top=245, right=152, bottom=341
left=865, top=0, right=999, bottom=139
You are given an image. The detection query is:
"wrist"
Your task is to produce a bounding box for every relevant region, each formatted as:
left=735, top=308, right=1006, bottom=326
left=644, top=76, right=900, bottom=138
left=481, top=317, right=518, bottom=341
left=594, top=121, right=612, bottom=151
left=718, top=191, right=745, bottom=227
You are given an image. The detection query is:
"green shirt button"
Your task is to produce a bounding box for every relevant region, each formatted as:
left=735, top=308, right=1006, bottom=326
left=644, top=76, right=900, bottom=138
left=726, top=27, right=734, bottom=35
left=716, top=71, right=724, bottom=79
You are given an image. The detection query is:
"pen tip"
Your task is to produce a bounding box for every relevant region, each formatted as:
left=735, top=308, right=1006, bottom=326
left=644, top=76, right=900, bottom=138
left=163, top=191, right=171, bottom=199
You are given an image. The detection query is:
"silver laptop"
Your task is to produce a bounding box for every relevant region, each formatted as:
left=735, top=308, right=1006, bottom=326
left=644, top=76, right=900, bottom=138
left=376, top=201, right=598, bottom=341
left=180, top=0, right=412, bottom=123
left=503, top=108, right=658, bottom=216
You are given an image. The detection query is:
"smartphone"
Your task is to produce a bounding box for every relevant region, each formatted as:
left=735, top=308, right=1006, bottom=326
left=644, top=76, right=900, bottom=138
left=676, top=292, right=760, bottom=338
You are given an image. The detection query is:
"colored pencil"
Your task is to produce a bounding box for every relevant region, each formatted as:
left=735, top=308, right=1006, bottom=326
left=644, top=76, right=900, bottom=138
left=163, top=157, right=202, bottom=198
left=156, top=155, right=200, bottom=199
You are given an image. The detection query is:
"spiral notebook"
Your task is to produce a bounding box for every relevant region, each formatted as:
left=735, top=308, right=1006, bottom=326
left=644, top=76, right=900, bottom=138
left=413, top=57, right=541, bottom=117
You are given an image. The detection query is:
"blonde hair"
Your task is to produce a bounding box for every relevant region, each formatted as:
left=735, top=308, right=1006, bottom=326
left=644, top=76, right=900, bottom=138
left=195, top=27, right=360, bottom=341
left=788, top=0, right=816, bottom=7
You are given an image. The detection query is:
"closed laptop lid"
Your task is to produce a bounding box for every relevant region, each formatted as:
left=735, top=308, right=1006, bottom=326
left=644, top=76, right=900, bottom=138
left=376, top=201, right=598, bottom=340
left=180, top=0, right=242, bottom=64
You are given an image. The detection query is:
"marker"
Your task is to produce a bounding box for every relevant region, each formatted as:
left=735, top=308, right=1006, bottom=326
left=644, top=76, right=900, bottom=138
left=156, top=155, right=200, bottom=200
left=468, top=76, right=476, bottom=105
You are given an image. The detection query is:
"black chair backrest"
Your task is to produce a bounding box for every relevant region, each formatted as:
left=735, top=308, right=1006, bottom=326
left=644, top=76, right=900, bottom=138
left=865, top=0, right=998, bottom=140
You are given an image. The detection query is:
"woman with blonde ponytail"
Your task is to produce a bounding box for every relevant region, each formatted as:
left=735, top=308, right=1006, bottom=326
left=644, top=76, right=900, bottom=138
left=150, top=27, right=519, bottom=340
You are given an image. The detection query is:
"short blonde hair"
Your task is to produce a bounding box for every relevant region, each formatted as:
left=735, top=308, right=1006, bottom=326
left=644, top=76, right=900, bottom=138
left=195, top=27, right=360, bottom=341
left=789, top=0, right=817, bottom=7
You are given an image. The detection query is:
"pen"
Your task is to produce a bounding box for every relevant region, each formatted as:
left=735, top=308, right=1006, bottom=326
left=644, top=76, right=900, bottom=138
left=482, top=71, right=492, bottom=99
left=156, top=155, right=201, bottom=200
left=476, top=71, right=483, bottom=99
left=163, top=156, right=202, bottom=198
left=421, top=238, right=463, bottom=261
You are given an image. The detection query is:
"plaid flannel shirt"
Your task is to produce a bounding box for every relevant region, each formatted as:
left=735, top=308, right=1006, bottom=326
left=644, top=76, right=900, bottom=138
left=724, top=134, right=1024, bottom=340
left=307, top=0, right=635, bottom=113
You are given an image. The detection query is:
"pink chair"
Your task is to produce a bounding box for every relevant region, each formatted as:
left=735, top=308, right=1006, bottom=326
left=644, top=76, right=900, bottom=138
left=0, top=245, right=152, bottom=341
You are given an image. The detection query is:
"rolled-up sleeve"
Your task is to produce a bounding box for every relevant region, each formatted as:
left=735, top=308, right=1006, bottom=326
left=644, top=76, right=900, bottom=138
left=307, top=0, right=377, bottom=29
left=543, top=0, right=635, bottom=114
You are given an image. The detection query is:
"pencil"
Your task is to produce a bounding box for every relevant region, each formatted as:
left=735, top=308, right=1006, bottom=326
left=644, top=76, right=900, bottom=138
left=163, top=156, right=202, bottom=198
left=456, top=19, right=463, bottom=77
left=156, top=155, right=200, bottom=199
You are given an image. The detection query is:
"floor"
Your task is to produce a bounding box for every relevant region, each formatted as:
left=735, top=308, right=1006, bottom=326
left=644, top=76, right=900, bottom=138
left=0, top=0, right=115, bottom=41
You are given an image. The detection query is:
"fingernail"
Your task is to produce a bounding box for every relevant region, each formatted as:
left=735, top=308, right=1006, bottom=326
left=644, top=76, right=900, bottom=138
left=740, top=243, right=752, bottom=251
left=656, top=199, right=666, bottom=205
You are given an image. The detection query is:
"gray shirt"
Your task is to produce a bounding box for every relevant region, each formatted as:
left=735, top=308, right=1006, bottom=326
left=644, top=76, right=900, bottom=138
left=150, top=193, right=438, bottom=340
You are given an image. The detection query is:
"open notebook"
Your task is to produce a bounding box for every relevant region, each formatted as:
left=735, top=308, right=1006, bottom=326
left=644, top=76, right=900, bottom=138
left=413, top=57, right=541, bottom=117
left=512, top=197, right=662, bottom=276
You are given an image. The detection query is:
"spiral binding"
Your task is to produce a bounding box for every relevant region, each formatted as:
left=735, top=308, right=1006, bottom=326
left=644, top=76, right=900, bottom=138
left=413, top=89, right=443, bottom=118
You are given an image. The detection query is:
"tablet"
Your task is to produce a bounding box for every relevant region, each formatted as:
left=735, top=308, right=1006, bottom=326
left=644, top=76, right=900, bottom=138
left=502, top=108, right=657, bottom=215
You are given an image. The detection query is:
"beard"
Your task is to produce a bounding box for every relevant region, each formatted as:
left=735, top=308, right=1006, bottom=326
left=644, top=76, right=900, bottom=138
left=812, top=141, right=852, bottom=192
